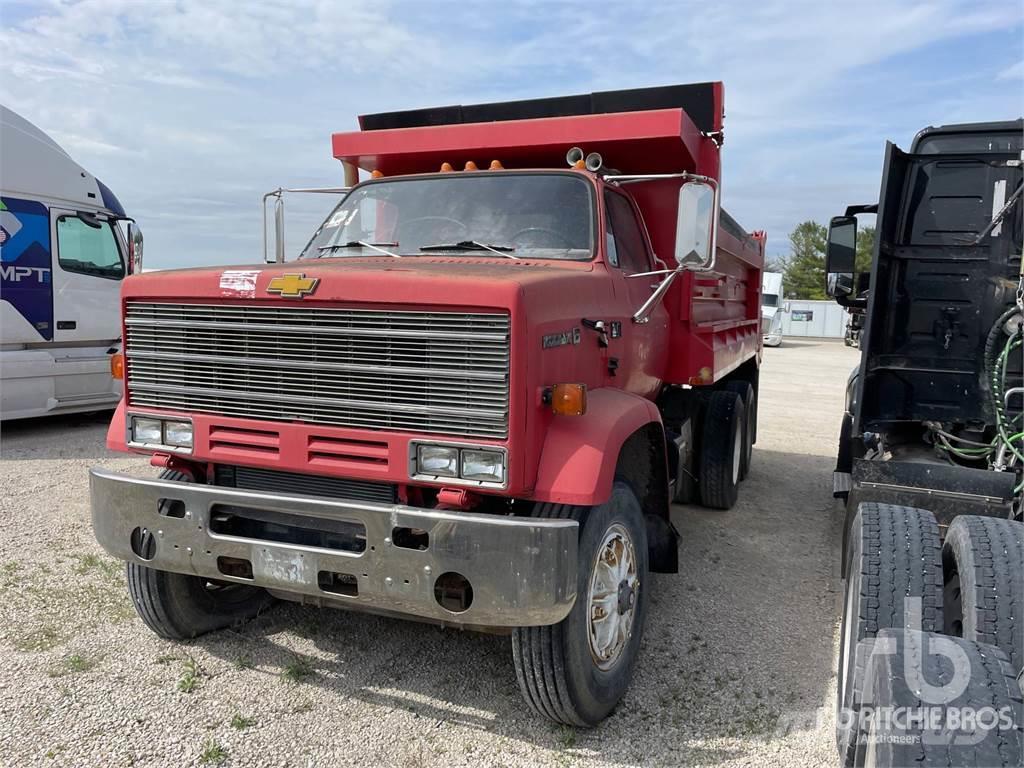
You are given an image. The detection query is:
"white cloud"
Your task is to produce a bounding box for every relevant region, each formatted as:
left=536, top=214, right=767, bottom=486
left=997, top=60, right=1024, bottom=80
left=0, top=0, right=1020, bottom=264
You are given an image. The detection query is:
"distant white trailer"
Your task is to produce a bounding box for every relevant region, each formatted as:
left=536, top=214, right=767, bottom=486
left=781, top=299, right=851, bottom=339
left=1, top=106, right=139, bottom=420
left=761, top=272, right=784, bottom=347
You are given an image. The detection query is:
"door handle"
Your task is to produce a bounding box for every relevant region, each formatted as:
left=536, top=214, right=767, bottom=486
left=57, top=321, right=77, bottom=330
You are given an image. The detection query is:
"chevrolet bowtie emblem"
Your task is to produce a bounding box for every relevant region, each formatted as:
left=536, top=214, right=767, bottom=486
left=267, top=273, right=319, bottom=298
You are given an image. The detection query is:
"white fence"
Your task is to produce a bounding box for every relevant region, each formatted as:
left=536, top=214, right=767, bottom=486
left=780, top=300, right=851, bottom=339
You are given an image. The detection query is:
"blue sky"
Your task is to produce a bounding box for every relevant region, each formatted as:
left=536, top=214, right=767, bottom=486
left=1, top=0, right=1021, bottom=268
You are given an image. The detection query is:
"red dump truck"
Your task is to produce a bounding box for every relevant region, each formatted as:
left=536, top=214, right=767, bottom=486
left=90, top=83, right=765, bottom=725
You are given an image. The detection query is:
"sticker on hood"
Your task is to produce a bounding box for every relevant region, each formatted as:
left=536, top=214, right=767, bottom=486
left=219, top=269, right=261, bottom=298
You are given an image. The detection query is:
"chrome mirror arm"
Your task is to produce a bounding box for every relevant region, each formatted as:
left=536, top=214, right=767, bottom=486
left=262, top=186, right=352, bottom=263
left=633, top=267, right=685, bottom=324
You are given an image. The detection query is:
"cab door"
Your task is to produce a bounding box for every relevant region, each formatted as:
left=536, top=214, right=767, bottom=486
left=603, top=189, right=669, bottom=397
left=50, top=209, right=125, bottom=344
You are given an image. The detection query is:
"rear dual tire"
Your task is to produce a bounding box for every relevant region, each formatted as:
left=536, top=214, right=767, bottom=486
left=942, top=515, right=1024, bottom=672
left=836, top=503, right=943, bottom=767
left=699, top=391, right=745, bottom=509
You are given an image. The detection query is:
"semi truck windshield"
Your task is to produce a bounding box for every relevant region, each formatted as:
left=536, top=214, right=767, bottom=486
left=300, top=173, right=594, bottom=260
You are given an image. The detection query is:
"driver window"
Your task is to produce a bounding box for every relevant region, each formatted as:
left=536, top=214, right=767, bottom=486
left=605, top=192, right=650, bottom=273
left=56, top=216, right=124, bottom=279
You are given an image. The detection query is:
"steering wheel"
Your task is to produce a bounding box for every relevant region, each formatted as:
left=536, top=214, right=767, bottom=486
left=510, top=227, right=573, bottom=250
left=400, top=216, right=468, bottom=241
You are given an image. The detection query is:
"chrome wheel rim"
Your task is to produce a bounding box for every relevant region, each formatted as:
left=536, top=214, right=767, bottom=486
left=588, top=523, right=639, bottom=670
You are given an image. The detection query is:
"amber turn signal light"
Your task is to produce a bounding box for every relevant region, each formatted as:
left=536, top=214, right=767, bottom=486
left=550, top=383, right=587, bottom=416
left=110, top=352, right=124, bottom=380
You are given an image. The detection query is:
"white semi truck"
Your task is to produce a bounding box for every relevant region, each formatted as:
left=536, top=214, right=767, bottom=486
left=0, top=106, right=141, bottom=420
left=761, top=271, right=784, bottom=347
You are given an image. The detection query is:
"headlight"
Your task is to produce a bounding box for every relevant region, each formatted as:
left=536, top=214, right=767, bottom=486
left=131, top=417, right=163, bottom=444
left=129, top=414, right=193, bottom=453
left=416, top=445, right=459, bottom=477
left=460, top=448, right=505, bottom=483
left=412, top=443, right=507, bottom=486
left=163, top=420, right=194, bottom=449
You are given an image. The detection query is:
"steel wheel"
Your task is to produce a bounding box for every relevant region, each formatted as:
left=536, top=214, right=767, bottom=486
left=587, top=523, right=639, bottom=670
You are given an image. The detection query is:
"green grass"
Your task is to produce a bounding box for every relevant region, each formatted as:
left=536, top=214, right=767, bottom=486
left=557, top=724, right=577, bottom=749
left=155, top=653, right=179, bottom=665
left=233, top=652, right=254, bottom=670
left=177, top=657, right=201, bottom=693
left=280, top=654, right=315, bottom=684
left=48, top=653, right=97, bottom=677
left=199, top=737, right=228, bottom=766
left=72, top=553, right=120, bottom=579
left=14, top=625, right=61, bottom=652
left=230, top=713, right=256, bottom=730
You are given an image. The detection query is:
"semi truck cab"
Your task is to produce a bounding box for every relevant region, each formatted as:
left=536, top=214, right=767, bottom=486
left=1, top=106, right=141, bottom=420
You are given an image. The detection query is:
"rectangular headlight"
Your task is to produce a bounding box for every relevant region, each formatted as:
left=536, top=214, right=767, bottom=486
left=131, top=417, right=163, bottom=444
left=163, top=420, right=194, bottom=449
left=461, top=448, right=505, bottom=483
left=416, top=444, right=459, bottom=477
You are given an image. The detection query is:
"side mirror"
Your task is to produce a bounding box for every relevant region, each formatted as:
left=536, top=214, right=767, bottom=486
left=675, top=180, right=718, bottom=270
left=127, top=222, right=144, bottom=274
left=783, top=301, right=792, bottom=313
left=825, top=216, right=857, bottom=298
left=273, top=196, right=285, bottom=263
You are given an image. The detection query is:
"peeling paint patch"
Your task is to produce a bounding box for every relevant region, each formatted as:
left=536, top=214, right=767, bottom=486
left=219, top=269, right=261, bottom=298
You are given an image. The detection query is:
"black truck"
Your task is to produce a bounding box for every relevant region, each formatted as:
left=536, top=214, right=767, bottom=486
left=825, top=120, right=1024, bottom=767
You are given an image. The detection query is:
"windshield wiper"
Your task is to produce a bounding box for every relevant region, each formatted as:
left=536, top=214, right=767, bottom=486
left=418, top=240, right=519, bottom=260
left=320, top=240, right=401, bottom=257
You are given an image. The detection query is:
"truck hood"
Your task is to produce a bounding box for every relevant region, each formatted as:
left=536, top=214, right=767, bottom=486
left=123, top=256, right=599, bottom=310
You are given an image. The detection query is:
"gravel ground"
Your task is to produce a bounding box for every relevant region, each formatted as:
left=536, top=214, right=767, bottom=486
left=0, top=339, right=858, bottom=767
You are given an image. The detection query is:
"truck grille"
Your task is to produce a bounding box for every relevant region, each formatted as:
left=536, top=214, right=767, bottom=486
left=124, top=302, right=511, bottom=439
left=213, top=465, right=396, bottom=504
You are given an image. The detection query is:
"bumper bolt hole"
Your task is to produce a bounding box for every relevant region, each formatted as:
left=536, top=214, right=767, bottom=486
left=129, top=526, right=156, bottom=561
left=434, top=571, right=473, bottom=614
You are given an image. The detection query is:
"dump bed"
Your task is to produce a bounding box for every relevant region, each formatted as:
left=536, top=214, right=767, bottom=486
left=332, top=83, right=765, bottom=387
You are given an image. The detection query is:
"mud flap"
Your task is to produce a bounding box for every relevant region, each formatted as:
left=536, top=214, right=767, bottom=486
left=849, top=459, right=1015, bottom=528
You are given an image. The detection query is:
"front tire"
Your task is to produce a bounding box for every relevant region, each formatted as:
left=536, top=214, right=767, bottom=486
left=512, top=482, right=650, bottom=726
left=125, top=470, right=273, bottom=640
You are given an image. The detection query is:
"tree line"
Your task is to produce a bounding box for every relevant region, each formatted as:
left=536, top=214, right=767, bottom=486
left=767, top=221, right=875, bottom=300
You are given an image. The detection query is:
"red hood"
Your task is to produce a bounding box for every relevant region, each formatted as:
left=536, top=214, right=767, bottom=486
left=127, top=256, right=599, bottom=310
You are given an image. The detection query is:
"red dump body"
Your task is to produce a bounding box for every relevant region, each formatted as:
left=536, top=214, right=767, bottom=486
left=108, top=82, right=764, bottom=510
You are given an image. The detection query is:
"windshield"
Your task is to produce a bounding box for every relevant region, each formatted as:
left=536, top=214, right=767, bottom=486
left=762, top=294, right=779, bottom=308
left=299, top=173, right=594, bottom=260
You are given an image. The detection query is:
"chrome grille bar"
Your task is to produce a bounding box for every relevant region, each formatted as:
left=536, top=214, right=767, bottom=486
left=124, top=302, right=511, bottom=439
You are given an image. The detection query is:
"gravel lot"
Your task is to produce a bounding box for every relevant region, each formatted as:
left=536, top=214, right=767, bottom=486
left=0, top=339, right=858, bottom=767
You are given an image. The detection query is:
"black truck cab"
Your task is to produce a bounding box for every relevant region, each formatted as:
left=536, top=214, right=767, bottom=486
left=827, top=119, right=1024, bottom=525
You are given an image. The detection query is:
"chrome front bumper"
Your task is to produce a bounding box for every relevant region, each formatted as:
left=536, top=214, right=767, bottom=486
left=89, top=469, right=578, bottom=627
